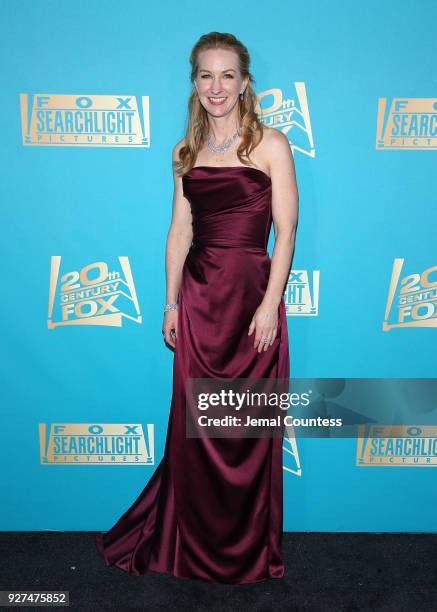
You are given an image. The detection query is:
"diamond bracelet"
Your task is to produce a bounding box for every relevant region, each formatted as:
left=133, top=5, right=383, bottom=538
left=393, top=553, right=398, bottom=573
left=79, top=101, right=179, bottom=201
left=164, top=302, right=178, bottom=312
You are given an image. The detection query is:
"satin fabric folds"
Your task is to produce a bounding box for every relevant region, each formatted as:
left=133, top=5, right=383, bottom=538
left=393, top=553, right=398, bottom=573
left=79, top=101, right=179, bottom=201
left=95, top=165, right=290, bottom=584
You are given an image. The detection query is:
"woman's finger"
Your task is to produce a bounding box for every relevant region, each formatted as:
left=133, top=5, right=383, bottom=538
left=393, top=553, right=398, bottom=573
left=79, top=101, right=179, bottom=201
left=164, top=325, right=176, bottom=348
left=257, top=330, right=272, bottom=353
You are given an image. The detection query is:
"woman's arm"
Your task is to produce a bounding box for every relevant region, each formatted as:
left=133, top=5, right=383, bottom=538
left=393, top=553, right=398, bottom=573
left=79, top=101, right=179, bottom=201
left=248, top=128, right=299, bottom=352
left=162, top=141, right=193, bottom=348
left=263, top=129, right=298, bottom=307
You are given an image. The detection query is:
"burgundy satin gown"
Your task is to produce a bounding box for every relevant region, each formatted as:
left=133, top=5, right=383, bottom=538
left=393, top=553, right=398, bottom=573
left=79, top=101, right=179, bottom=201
left=95, top=165, right=290, bottom=584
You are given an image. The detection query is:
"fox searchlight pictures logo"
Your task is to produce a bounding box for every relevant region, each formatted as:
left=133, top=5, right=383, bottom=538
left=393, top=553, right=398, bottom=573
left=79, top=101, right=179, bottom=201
left=20, top=93, right=150, bottom=146
left=357, top=425, right=437, bottom=466
left=284, top=269, right=320, bottom=317
left=376, top=97, right=437, bottom=150
left=39, top=423, right=155, bottom=465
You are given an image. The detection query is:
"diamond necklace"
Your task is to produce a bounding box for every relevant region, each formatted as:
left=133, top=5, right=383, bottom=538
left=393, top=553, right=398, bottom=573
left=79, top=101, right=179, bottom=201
left=207, top=127, right=241, bottom=155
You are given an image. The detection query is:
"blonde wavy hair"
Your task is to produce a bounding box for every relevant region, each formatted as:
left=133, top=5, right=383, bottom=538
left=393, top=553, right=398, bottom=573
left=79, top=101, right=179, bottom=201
left=174, top=32, right=264, bottom=177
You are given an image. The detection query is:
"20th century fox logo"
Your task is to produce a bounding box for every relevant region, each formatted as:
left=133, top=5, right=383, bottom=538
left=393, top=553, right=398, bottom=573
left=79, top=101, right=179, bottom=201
left=256, top=82, right=315, bottom=158
left=383, top=258, right=437, bottom=331
left=47, top=256, right=142, bottom=328
left=20, top=94, right=150, bottom=146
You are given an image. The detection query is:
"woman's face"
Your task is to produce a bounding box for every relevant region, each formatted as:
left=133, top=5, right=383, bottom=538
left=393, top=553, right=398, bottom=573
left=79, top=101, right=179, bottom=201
left=194, top=48, right=248, bottom=120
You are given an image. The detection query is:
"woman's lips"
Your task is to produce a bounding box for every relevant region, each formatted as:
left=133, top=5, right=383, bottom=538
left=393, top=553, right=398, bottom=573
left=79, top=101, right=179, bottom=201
left=208, top=97, right=227, bottom=106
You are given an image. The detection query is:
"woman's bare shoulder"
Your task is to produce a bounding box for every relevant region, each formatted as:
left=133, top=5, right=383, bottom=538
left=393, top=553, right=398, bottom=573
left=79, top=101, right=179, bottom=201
left=257, top=126, right=291, bottom=171
left=261, top=125, right=289, bottom=151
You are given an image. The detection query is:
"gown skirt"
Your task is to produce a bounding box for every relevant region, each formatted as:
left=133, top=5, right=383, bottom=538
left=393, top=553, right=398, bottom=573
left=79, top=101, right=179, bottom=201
left=95, top=165, right=290, bottom=584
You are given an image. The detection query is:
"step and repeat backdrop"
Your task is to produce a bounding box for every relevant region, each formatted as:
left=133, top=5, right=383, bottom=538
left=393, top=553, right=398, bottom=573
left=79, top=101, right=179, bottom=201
left=1, top=1, right=436, bottom=531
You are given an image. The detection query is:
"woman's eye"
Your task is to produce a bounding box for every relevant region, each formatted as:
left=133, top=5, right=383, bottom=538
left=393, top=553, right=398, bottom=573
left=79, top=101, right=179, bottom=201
left=200, top=74, right=234, bottom=78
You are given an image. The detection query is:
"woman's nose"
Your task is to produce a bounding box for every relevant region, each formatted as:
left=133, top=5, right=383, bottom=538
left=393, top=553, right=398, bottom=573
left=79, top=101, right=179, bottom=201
left=210, top=78, right=223, bottom=93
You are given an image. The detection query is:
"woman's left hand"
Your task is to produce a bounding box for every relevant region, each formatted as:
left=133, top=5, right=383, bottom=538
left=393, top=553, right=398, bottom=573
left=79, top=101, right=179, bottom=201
left=248, top=301, right=279, bottom=352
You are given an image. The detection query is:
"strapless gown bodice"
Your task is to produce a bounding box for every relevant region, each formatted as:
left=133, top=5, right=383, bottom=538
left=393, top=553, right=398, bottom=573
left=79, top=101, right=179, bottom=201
left=182, top=165, right=272, bottom=250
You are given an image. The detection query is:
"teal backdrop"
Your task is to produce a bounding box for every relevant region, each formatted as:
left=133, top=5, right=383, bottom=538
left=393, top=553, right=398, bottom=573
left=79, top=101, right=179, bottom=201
left=1, top=0, right=436, bottom=531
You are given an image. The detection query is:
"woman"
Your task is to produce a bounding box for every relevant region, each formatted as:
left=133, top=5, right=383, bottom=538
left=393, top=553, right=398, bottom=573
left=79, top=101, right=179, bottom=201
left=95, top=31, right=298, bottom=584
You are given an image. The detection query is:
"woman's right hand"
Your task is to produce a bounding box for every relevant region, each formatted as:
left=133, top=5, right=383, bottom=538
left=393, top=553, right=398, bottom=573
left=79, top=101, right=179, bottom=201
left=162, top=310, right=178, bottom=349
